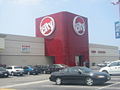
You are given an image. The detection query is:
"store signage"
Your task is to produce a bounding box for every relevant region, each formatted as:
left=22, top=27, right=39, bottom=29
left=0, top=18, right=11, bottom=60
left=91, top=50, right=96, bottom=53
left=115, top=21, right=120, bottom=38
left=40, top=16, right=55, bottom=36
left=21, top=45, right=30, bottom=53
left=98, top=51, right=106, bottom=54
left=91, top=50, right=106, bottom=54
left=73, top=16, right=86, bottom=35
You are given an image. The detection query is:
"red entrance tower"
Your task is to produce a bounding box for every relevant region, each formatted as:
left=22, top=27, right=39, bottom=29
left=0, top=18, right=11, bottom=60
left=36, top=11, right=89, bottom=66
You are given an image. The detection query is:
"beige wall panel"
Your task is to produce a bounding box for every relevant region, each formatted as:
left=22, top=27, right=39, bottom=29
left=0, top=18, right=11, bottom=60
left=5, top=34, right=44, bottom=43
left=0, top=55, right=54, bottom=66
left=0, top=38, right=5, bottom=49
left=0, top=35, right=44, bottom=55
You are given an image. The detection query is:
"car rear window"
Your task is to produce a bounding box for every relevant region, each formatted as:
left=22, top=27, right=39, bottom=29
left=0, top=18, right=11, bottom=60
left=0, top=67, right=6, bottom=71
left=6, top=67, right=12, bottom=69
left=14, top=67, right=22, bottom=69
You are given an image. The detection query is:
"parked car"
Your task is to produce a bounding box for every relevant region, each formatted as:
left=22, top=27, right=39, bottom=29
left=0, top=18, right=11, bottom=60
left=99, top=60, right=120, bottom=75
left=35, top=65, right=50, bottom=74
left=45, top=64, right=67, bottom=74
left=23, top=66, right=39, bottom=75
left=0, top=67, right=9, bottom=78
left=49, top=66, right=111, bottom=86
left=97, top=61, right=111, bottom=67
left=6, top=66, right=24, bottom=76
left=33, top=65, right=46, bottom=74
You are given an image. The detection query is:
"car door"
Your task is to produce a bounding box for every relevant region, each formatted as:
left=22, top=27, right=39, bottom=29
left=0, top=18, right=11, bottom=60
left=23, top=66, right=29, bottom=73
left=69, top=68, right=83, bottom=83
left=108, top=61, right=119, bottom=74
left=6, top=67, right=12, bottom=73
left=118, top=61, right=120, bottom=74
left=61, top=68, right=82, bottom=83
left=58, top=68, right=71, bottom=82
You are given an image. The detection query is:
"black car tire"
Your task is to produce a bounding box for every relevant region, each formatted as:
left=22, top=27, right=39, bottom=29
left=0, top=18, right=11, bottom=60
left=56, top=77, right=62, bottom=85
left=4, top=74, right=9, bottom=78
left=85, top=77, right=94, bottom=86
left=11, top=72, right=14, bottom=76
left=20, top=73, right=23, bottom=76
left=43, top=71, right=46, bottom=74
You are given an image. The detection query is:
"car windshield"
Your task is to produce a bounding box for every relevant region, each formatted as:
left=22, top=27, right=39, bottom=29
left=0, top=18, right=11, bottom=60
left=53, top=64, right=65, bottom=68
left=79, top=67, right=92, bottom=73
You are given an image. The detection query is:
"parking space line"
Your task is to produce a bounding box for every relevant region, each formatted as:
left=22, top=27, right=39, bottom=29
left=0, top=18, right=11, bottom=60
left=44, top=85, right=98, bottom=88
left=0, top=80, right=49, bottom=88
left=95, top=82, right=120, bottom=90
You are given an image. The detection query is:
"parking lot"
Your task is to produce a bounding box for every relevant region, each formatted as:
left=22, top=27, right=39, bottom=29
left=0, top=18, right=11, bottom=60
left=0, top=74, right=120, bottom=90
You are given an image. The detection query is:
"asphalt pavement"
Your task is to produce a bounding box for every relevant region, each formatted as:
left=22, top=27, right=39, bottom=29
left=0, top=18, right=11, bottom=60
left=0, top=74, right=120, bottom=90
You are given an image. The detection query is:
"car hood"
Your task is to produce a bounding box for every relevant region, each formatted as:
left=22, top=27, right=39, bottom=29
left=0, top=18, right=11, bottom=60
left=0, top=70, right=8, bottom=73
left=86, top=71, right=109, bottom=76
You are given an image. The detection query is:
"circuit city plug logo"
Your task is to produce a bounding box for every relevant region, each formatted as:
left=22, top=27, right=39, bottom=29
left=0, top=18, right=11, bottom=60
left=40, top=16, right=55, bottom=36
left=73, top=16, right=86, bottom=35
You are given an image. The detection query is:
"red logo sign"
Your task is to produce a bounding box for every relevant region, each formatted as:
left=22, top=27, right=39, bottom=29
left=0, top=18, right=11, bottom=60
left=73, top=16, right=86, bottom=35
left=40, top=16, right=55, bottom=36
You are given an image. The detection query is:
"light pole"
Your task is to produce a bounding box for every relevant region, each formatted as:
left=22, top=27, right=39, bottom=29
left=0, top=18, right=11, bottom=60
left=112, top=0, right=120, bottom=20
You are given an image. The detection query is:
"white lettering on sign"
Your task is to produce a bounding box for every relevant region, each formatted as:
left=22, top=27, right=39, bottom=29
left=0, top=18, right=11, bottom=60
left=40, top=16, right=55, bottom=36
left=73, top=16, right=86, bottom=36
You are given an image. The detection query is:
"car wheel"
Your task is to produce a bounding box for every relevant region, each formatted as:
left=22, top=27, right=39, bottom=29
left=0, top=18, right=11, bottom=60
left=56, top=77, right=62, bottom=85
left=43, top=71, right=46, bottom=74
left=20, top=73, right=23, bottom=76
left=11, top=72, right=14, bottom=76
left=85, top=77, right=94, bottom=86
left=4, top=73, right=9, bottom=78
left=28, top=72, right=30, bottom=75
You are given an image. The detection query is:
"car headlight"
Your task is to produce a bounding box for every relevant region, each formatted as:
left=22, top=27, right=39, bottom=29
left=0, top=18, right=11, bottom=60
left=90, top=73, right=94, bottom=76
left=96, top=75, right=105, bottom=78
left=107, top=76, right=111, bottom=80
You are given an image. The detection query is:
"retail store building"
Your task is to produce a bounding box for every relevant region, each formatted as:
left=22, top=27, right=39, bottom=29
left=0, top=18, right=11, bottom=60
left=36, top=12, right=89, bottom=66
left=0, top=34, right=119, bottom=67
left=0, top=12, right=119, bottom=67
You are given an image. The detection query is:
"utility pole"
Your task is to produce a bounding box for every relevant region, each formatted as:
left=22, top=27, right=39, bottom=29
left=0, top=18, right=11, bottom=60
left=112, top=1, right=120, bottom=59
left=112, top=0, right=120, bottom=39
left=112, top=0, right=120, bottom=20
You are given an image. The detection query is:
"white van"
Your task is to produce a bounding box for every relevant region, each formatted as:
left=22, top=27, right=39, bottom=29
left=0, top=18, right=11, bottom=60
left=99, top=60, right=120, bottom=75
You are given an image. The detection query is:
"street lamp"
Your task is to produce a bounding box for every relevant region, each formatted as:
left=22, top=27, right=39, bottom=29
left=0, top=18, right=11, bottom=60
left=112, top=0, right=120, bottom=20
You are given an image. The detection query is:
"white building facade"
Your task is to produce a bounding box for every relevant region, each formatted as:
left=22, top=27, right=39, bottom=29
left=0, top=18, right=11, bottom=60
left=0, top=34, right=53, bottom=66
left=89, top=44, right=119, bottom=67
